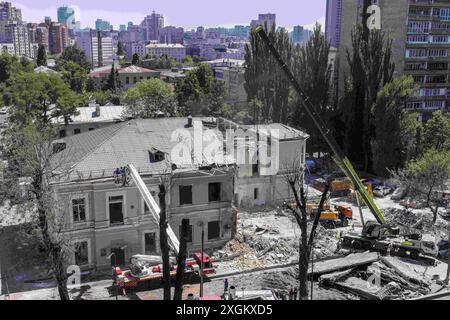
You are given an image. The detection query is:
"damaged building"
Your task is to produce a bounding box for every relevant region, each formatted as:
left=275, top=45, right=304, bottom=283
left=51, top=118, right=236, bottom=269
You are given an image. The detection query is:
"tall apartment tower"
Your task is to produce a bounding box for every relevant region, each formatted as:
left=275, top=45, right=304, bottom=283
left=48, top=22, right=69, bottom=54
left=337, top=0, right=450, bottom=121
left=57, top=6, right=76, bottom=29
left=250, top=13, right=276, bottom=30
left=404, top=0, right=450, bottom=120
left=325, top=0, right=343, bottom=48
left=140, top=11, right=164, bottom=41
left=0, top=1, right=22, bottom=22
left=3, top=22, right=37, bottom=58
left=75, top=30, right=113, bottom=68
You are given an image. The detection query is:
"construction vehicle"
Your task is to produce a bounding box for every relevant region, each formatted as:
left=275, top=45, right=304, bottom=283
left=113, top=164, right=216, bottom=292
left=306, top=203, right=353, bottom=229
left=252, top=26, right=436, bottom=260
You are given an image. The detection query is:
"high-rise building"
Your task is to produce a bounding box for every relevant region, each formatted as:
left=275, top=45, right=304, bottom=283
left=251, top=13, right=276, bottom=30
left=0, top=2, right=22, bottom=22
left=75, top=30, right=114, bottom=68
left=337, top=0, right=450, bottom=121
left=96, top=19, right=112, bottom=31
left=48, top=22, right=69, bottom=54
left=2, top=22, right=38, bottom=58
left=325, top=0, right=343, bottom=48
left=57, top=6, right=76, bottom=28
left=119, top=24, right=126, bottom=32
left=140, top=11, right=164, bottom=41
left=159, top=26, right=184, bottom=44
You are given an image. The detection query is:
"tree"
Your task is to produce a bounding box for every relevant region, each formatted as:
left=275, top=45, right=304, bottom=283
left=0, top=53, right=33, bottom=84
left=144, top=54, right=178, bottom=69
left=58, top=46, right=91, bottom=71
left=292, top=23, right=332, bottom=154
left=245, top=23, right=292, bottom=124
left=173, top=219, right=189, bottom=300
left=122, top=78, right=178, bottom=118
left=36, top=44, right=47, bottom=67
left=158, top=182, right=171, bottom=300
left=92, top=90, right=110, bottom=106
left=283, top=157, right=330, bottom=300
left=182, top=55, right=194, bottom=66
left=393, top=149, right=450, bottom=223
left=203, top=79, right=226, bottom=116
left=58, top=60, right=89, bottom=94
left=7, top=72, right=80, bottom=126
left=339, top=25, right=395, bottom=171
left=1, top=72, right=81, bottom=300
left=371, top=76, right=417, bottom=176
left=175, top=64, right=217, bottom=116
left=103, top=65, right=121, bottom=92
left=131, top=53, right=140, bottom=66
left=423, top=110, right=450, bottom=152
left=117, top=41, right=125, bottom=56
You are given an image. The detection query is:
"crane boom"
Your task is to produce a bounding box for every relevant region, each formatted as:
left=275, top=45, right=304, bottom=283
left=127, top=164, right=181, bottom=255
left=252, top=26, right=386, bottom=225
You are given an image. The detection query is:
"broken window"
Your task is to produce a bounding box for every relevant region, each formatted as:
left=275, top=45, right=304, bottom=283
left=144, top=201, right=150, bottom=214
left=109, top=195, right=124, bottom=225
left=144, top=233, right=157, bottom=254
left=75, top=241, right=89, bottom=266
left=208, top=221, right=220, bottom=240
left=179, top=185, right=192, bottom=205
left=149, top=150, right=165, bottom=163
left=254, top=188, right=259, bottom=200
left=74, top=129, right=81, bottom=135
left=72, top=198, right=86, bottom=223
left=208, top=183, right=221, bottom=202
left=179, top=224, right=193, bottom=243
left=59, top=130, right=66, bottom=138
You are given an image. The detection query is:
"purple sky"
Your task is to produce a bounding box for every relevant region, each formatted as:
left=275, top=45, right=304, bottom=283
left=14, top=0, right=326, bottom=30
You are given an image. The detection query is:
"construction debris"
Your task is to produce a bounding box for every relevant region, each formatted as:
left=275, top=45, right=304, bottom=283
left=309, top=252, right=380, bottom=276
left=380, top=256, right=432, bottom=288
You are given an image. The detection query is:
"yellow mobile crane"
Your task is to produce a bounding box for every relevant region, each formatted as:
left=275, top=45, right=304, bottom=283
left=252, top=27, right=438, bottom=260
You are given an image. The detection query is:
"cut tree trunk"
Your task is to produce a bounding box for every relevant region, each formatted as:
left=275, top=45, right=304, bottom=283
left=159, top=184, right=171, bottom=300
left=173, top=219, right=189, bottom=300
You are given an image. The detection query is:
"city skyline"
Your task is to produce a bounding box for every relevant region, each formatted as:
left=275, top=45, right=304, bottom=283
left=13, top=0, right=326, bottom=30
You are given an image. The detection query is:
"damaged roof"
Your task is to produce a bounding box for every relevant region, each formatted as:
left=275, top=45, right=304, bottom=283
left=52, top=117, right=234, bottom=183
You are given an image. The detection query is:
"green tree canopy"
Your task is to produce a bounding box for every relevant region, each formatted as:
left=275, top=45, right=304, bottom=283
left=122, top=78, right=178, bottom=118
left=423, top=110, right=450, bottom=152
left=131, top=53, right=141, bottom=66
left=394, top=149, right=450, bottom=223
left=371, top=76, right=418, bottom=176
left=8, top=72, right=81, bottom=127
left=292, top=23, right=332, bottom=154
left=57, top=46, right=91, bottom=71
left=58, top=60, right=89, bottom=94
left=36, top=44, right=47, bottom=67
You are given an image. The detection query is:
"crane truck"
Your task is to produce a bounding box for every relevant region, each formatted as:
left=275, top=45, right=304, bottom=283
left=251, top=26, right=437, bottom=260
left=113, top=164, right=215, bottom=293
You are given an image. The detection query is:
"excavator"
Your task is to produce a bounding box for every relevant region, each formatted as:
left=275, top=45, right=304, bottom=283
left=251, top=26, right=437, bottom=260
left=113, top=164, right=215, bottom=292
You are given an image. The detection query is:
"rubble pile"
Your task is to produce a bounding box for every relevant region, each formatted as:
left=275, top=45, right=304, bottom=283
left=383, top=208, right=449, bottom=239
left=221, top=239, right=266, bottom=270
